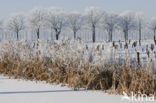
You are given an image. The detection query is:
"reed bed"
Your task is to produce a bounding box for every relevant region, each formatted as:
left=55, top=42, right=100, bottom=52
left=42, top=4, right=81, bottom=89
left=0, top=40, right=155, bottom=98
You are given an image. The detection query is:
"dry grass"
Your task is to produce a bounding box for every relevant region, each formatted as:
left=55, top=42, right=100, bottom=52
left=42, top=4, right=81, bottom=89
left=0, top=54, right=155, bottom=98
left=0, top=40, right=155, bottom=98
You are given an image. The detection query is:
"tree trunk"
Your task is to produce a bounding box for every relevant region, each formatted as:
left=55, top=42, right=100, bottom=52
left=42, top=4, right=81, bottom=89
left=56, top=34, right=58, bottom=40
left=124, top=24, right=129, bottom=42
left=139, top=25, right=141, bottom=45
left=74, top=31, right=76, bottom=40
left=124, top=30, right=128, bottom=42
left=92, top=25, right=96, bottom=43
left=124, top=31, right=126, bottom=42
left=109, top=30, right=113, bottom=42
left=55, top=28, right=61, bottom=40
left=110, top=31, right=113, bottom=42
left=56, top=30, right=61, bottom=40
left=37, top=28, right=40, bottom=39
left=16, top=31, right=19, bottom=40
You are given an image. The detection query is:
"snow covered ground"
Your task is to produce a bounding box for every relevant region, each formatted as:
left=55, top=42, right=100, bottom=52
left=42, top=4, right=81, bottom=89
left=0, top=75, right=155, bottom=103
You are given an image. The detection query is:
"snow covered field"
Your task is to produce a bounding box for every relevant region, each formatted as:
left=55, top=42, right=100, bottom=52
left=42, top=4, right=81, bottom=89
left=0, top=75, right=121, bottom=103
left=0, top=75, right=155, bottom=103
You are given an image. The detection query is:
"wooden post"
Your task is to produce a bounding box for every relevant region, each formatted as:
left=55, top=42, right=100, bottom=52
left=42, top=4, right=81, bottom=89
left=124, top=42, right=128, bottom=49
left=102, top=45, right=104, bottom=50
left=86, top=45, right=88, bottom=50
left=151, top=44, right=154, bottom=51
left=137, top=52, right=140, bottom=65
left=146, top=49, right=150, bottom=58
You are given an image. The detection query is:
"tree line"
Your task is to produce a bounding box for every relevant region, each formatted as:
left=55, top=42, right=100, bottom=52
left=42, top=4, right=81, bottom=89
left=0, top=7, right=156, bottom=42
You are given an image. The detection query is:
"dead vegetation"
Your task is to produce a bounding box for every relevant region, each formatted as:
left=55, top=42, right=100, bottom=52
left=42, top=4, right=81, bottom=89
left=0, top=40, right=155, bottom=98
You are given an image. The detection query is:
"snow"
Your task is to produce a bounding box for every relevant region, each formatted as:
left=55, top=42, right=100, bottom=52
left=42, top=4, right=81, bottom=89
left=0, top=75, right=126, bottom=103
left=0, top=75, right=155, bottom=103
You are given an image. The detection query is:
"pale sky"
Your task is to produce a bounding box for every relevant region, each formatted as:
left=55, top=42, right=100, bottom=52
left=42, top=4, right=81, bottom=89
left=0, top=0, right=155, bottom=19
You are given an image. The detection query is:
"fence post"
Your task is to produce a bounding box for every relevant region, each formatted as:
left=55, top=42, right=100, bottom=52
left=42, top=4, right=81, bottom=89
left=137, top=52, right=140, bottom=66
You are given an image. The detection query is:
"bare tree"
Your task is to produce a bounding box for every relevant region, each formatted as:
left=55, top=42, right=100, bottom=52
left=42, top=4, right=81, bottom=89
left=102, top=12, right=119, bottom=42
left=67, top=12, right=83, bottom=40
left=46, top=7, right=66, bottom=40
left=85, top=7, right=103, bottom=43
left=136, top=12, right=144, bottom=44
left=119, top=11, right=136, bottom=42
left=6, top=13, right=25, bottom=40
left=29, top=7, right=46, bottom=39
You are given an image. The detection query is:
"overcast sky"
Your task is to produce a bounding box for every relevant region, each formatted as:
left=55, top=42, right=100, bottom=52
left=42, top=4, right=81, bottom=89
left=0, top=0, right=155, bottom=19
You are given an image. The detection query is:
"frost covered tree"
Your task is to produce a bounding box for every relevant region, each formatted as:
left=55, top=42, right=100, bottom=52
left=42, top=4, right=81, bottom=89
left=119, top=11, right=136, bottom=42
left=150, top=17, right=156, bottom=40
left=102, top=13, right=119, bottom=42
left=45, top=7, right=66, bottom=40
left=85, top=7, right=103, bottom=43
left=29, top=7, right=46, bottom=39
left=136, top=12, right=145, bottom=44
left=6, top=14, right=25, bottom=40
left=67, top=12, right=83, bottom=39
